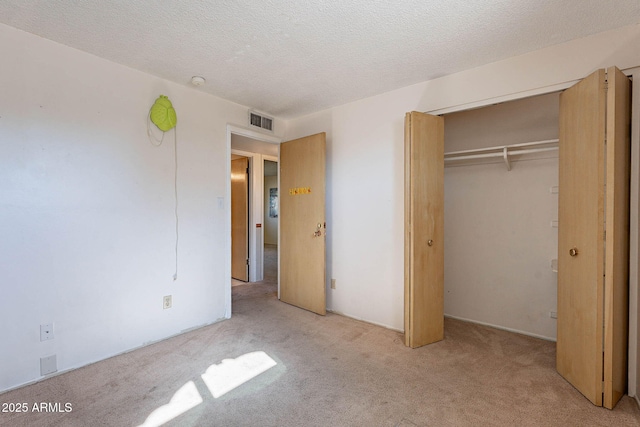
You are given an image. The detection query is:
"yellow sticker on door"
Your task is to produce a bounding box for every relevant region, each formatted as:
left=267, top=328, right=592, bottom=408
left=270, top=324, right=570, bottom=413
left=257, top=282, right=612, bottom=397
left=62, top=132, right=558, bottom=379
left=289, top=187, right=311, bottom=196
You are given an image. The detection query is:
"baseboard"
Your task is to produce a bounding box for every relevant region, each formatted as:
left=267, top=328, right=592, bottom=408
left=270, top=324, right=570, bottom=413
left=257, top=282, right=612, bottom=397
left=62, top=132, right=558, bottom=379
left=326, top=309, right=403, bottom=333
left=635, top=394, right=640, bottom=409
left=1, top=316, right=228, bottom=395
left=444, top=314, right=557, bottom=342
left=324, top=311, right=558, bottom=341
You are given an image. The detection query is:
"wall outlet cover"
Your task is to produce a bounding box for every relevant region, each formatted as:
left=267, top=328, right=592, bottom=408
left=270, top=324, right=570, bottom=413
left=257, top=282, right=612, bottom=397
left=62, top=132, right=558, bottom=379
left=163, top=295, right=172, bottom=309
left=40, top=355, right=57, bottom=376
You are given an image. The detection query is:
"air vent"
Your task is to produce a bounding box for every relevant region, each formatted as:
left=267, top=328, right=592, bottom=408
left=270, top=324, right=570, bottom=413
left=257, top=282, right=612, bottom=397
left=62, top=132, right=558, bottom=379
left=249, top=110, right=273, bottom=132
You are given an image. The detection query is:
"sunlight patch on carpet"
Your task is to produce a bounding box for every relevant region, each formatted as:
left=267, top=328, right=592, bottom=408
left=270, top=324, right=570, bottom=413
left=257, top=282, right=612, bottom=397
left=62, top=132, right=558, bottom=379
left=201, top=351, right=277, bottom=398
left=138, top=380, right=202, bottom=427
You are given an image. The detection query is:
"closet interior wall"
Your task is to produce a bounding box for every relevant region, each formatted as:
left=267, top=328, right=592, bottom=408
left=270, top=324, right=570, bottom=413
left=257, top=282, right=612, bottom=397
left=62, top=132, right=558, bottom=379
left=443, top=92, right=560, bottom=340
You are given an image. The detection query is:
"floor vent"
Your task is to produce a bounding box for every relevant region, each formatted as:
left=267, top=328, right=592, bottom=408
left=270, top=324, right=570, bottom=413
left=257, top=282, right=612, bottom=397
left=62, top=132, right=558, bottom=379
left=249, top=110, right=273, bottom=132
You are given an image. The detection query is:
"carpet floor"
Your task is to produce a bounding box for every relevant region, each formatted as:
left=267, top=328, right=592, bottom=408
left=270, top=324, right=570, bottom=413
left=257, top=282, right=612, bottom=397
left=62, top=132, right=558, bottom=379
left=2, top=247, right=639, bottom=426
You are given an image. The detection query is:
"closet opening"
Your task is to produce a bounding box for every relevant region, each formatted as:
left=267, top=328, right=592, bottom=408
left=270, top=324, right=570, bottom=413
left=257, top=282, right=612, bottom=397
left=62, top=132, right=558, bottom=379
left=407, top=67, right=637, bottom=409
left=442, top=91, right=561, bottom=342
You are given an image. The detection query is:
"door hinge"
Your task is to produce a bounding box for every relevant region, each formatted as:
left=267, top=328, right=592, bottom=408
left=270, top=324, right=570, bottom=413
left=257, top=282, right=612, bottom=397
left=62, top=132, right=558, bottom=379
left=246, top=258, right=250, bottom=266
left=246, top=166, right=249, bottom=174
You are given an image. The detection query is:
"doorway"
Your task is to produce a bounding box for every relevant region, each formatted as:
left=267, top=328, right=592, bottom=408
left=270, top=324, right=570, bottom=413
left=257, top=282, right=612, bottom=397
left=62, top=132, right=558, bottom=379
left=227, top=126, right=327, bottom=317
left=405, top=92, right=561, bottom=348
left=442, top=91, right=560, bottom=341
left=228, top=127, right=280, bottom=295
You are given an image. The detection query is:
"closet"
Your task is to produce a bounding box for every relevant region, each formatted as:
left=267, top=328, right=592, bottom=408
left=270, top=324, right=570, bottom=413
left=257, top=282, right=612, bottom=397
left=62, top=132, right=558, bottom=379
left=557, top=67, right=630, bottom=409
left=404, top=66, right=631, bottom=409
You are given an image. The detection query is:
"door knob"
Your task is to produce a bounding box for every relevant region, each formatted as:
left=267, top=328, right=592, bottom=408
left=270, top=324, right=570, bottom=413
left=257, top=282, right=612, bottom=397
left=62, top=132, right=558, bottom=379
left=313, top=223, right=322, bottom=237
left=427, top=239, right=433, bottom=247
left=569, top=247, right=578, bottom=257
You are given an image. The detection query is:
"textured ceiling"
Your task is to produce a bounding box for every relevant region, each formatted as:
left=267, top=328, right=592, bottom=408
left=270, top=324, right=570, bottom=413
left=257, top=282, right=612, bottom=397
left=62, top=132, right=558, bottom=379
left=1, top=1, right=639, bottom=119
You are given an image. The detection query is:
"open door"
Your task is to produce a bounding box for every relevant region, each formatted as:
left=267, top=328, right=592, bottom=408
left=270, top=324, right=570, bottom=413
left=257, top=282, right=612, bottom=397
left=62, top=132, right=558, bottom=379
left=279, top=133, right=326, bottom=315
left=557, top=67, right=630, bottom=409
left=231, top=157, right=249, bottom=281
left=404, top=111, right=444, bottom=348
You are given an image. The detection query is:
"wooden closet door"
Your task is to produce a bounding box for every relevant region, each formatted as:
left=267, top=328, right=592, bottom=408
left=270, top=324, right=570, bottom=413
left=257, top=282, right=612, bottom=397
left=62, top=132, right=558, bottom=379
left=404, top=111, right=444, bottom=348
left=603, top=66, right=631, bottom=409
left=557, top=67, right=630, bottom=409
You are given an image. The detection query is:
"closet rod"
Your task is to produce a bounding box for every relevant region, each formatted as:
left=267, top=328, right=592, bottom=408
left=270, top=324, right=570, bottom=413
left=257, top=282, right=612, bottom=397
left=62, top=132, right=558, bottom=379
left=444, top=138, right=559, bottom=157
left=444, top=146, right=558, bottom=162
left=444, top=139, right=559, bottom=171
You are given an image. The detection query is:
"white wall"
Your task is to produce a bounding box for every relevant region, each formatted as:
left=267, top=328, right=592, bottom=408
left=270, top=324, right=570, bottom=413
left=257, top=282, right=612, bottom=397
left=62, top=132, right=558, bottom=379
left=285, top=23, right=640, bottom=390
left=445, top=160, right=558, bottom=339
left=231, top=134, right=278, bottom=157
left=0, top=23, right=284, bottom=392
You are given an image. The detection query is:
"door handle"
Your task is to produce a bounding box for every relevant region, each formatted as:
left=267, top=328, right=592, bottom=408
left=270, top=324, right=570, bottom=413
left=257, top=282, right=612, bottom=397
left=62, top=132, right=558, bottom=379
left=428, top=239, right=433, bottom=247
left=313, top=223, right=322, bottom=237
left=569, top=247, right=578, bottom=257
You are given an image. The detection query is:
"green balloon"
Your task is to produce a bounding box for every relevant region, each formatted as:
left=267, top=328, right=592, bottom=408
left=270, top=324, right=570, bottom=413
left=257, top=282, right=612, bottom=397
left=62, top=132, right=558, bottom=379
left=150, top=95, right=177, bottom=131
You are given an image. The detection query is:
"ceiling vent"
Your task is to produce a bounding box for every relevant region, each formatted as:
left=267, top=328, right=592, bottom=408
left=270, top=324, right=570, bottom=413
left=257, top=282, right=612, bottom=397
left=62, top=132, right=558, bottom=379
left=249, top=110, right=273, bottom=132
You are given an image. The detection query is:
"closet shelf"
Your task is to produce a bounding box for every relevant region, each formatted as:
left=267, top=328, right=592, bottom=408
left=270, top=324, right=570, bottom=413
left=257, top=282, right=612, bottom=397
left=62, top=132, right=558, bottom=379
left=444, top=139, right=559, bottom=171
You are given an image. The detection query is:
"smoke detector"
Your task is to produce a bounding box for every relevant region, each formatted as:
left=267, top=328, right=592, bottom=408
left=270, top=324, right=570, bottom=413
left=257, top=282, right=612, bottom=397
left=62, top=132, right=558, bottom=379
left=191, top=76, right=206, bottom=86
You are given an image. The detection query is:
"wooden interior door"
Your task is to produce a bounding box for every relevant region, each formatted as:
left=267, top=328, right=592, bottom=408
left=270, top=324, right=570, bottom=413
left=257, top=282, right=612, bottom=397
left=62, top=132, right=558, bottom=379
left=231, top=157, right=249, bottom=281
left=404, top=111, right=444, bottom=348
left=557, top=67, right=630, bottom=409
left=279, top=133, right=326, bottom=315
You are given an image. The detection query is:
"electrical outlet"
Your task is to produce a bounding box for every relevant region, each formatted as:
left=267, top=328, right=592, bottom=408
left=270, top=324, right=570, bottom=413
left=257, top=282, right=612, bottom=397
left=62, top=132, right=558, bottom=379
left=163, top=295, right=172, bottom=309
left=40, top=355, right=57, bottom=376
left=40, top=323, right=54, bottom=341
left=331, top=279, right=336, bottom=289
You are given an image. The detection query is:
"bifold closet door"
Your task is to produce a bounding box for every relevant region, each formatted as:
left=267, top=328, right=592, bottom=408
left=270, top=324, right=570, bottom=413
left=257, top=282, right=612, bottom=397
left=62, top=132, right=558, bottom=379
left=603, top=66, right=631, bottom=409
left=404, top=111, right=444, bottom=348
left=557, top=66, right=630, bottom=409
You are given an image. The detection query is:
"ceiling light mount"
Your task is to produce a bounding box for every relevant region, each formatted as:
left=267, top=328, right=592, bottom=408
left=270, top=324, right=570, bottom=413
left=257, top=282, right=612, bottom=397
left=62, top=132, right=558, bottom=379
left=191, top=76, right=206, bottom=86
